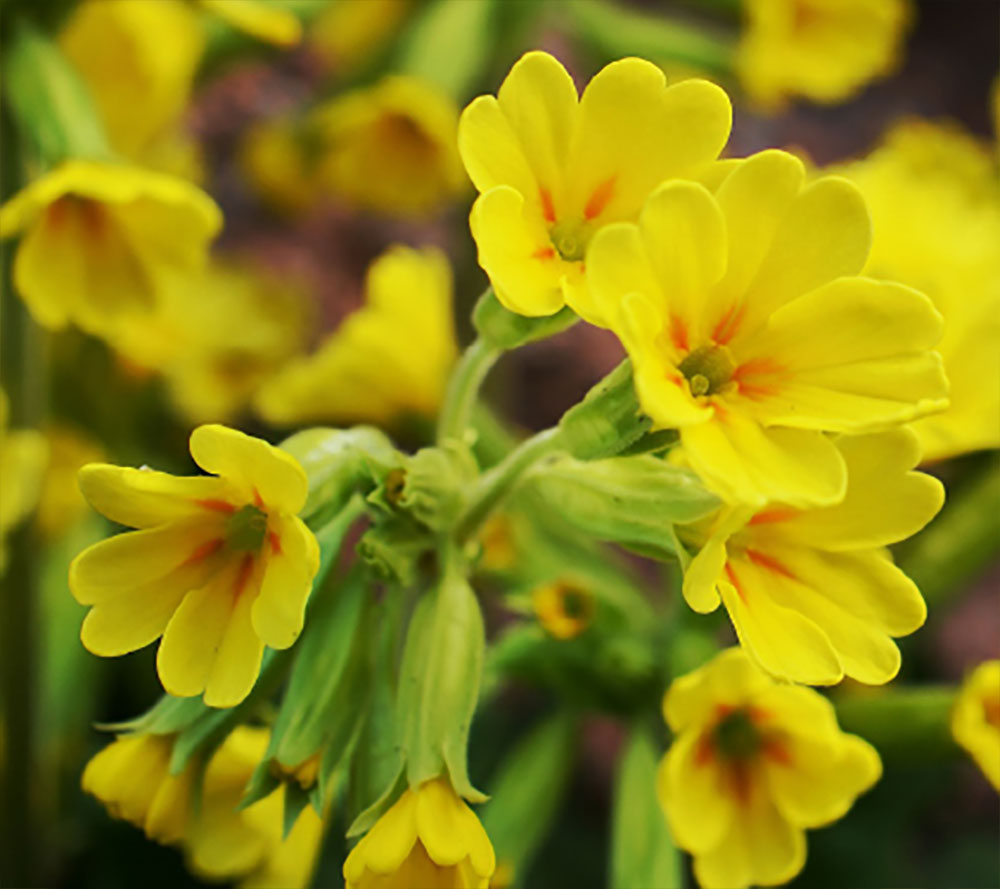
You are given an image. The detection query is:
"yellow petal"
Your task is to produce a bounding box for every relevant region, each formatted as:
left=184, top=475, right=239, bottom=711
left=662, top=648, right=770, bottom=732
left=251, top=514, right=318, bottom=650
left=80, top=574, right=191, bottom=657
left=204, top=572, right=266, bottom=708
left=81, top=734, right=173, bottom=831
left=415, top=779, right=473, bottom=867
left=353, top=788, right=420, bottom=876
left=144, top=768, right=194, bottom=844
left=198, top=0, right=302, bottom=46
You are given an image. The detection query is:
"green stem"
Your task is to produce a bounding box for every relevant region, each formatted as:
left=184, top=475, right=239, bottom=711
left=436, top=338, right=501, bottom=445
left=455, top=427, right=565, bottom=544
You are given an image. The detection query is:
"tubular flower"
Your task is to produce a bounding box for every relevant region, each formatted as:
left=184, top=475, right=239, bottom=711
left=344, top=778, right=496, bottom=889
left=951, top=660, right=1000, bottom=790
left=255, top=246, right=457, bottom=427
left=312, top=76, right=466, bottom=217
left=0, top=390, right=49, bottom=573
left=69, top=424, right=319, bottom=708
left=0, top=160, right=221, bottom=337
left=196, top=0, right=302, bottom=47
left=458, top=51, right=731, bottom=324
left=837, top=120, right=1000, bottom=461
left=532, top=580, right=595, bottom=640
left=737, top=0, right=911, bottom=111
left=658, top=648, right=881, bottom=889
left=679, top=428, right=942, bottom=686
left=586, top=149, right=948, bottom=508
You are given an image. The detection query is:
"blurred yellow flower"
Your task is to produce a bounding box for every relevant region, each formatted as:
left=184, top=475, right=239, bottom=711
left=951, top=660, right=1000, bottom=790
left=838, top=120, right=1000, bottom=461
left=658, top=648, right=881, bottom=889
left=240, top=115, right=321, bottom=217
left=532, top=580, right=595, bottom=640
left=0, top=390, right=48, bottom=573
left=313, top=75, right=466, bottom=217
left=256, top=245, right=457, bottom=426
left=309, top=0, right=411, bottom=75
left=69, top=424, right=319, bottom=708
left=344, top=777, right=496, bottom=889
left=586, top=149, right=948, bottom=507
left=0, top=160, right=221, bottom=338
left=737, top=0, right=911, bottom=111
left=459, top=51, right=731, bottom=323
left=37, top=425, right=105, bottom=539
left=680, top=428, right=942, bottom=685
left=197, top=0, right=302, bottom=47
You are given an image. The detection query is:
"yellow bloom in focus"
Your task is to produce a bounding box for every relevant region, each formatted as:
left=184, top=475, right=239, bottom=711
left=737, top=0, right=911, bottom=111
left=344, top=778, right=496, bottom=888
left=532, top=580, right=595, bottom=640
left=256, top=246, right=457, bottom=427
left=458, top=51, right=731, bottom=324
left=951, top=660, right=1000, bottom=790
left=680, top=428, right=941, bottom=686
left=37, top=425, right=105, bottom=539
left=586, top=149, right=948, bottom=508
left=69, top=425, right=319, bottom=708
left=0, top=391, right=49, bottom=573
left=838, top=120, right=1000, bottom=460
left=0, top=160, right=221, bottom=337
left=197, top=0, right=302, bottom=47
left=658, top=648, right=881, bottom=889
left=309, top=0, right=411, bottom=75
left=313, top=75, right=466, bottom=217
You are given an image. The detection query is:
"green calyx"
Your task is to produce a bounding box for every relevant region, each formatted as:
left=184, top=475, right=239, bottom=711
left=677, top=345, right=736, bottom=397
left=226, top=505, right=269, bottom=552
left=712, top=708, right=761, bottom=761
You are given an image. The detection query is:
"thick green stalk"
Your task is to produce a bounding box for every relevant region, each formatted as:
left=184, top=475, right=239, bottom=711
left=436, top=338, right=501, bottom=445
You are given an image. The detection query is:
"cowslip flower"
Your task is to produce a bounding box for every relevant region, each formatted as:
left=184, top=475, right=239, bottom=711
left=255, top=246, right=457, bottom=427
left=737, top=0, right=911, bottom=111
left=532, top=580, right=595, bottom=640
left=458, top=51, right=731, bottom=324
left=658, top=648, right=881, bottom=889
left=69, top=424, right=319, bottom=708
left=951, top=660, right=1000, bottom=790
left=344, top=778, right=496, bottom=888
left=586, top=148, right=948, bottom=507
left=0, top=160, right=221, bottom=337
left=838, top=119, right=1000, bottom=461
left=312, top=75, right=466, bottom=217
left=0, top=390, right=48, bottom=573
left=679, top=428, right=942, bottom=685
left=308, top=0, right=411, bottom=75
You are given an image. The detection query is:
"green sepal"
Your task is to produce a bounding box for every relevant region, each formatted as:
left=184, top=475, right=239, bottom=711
left=472, top=289, right=578, bottom=350
left=239, top=766, right=282, bottom=814
left=616, top=428, right=680, bottom=457
left=93, top=693, right=207, bottom=736
left=610, top=723, right=682, bottom=889
left=357, top=516, right=434, bottom=587
left=282, top=781, right=312, bottom=840
left=559, top=360, right=653, bottom=461
left=347, top=764, right=407, bottom=838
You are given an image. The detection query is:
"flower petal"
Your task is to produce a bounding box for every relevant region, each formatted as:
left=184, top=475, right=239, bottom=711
left=416, top=779, right=476, bottom=867
left=356, top=789, right=420, bottom=875
left=251, top=514, right=318, bottom=649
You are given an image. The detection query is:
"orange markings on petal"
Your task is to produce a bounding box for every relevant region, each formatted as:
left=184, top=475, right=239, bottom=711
left=763, top=738, right=793, bottom=766
left=711, top=303, right=747, bottom=345
left=252, top=488, right=265, bottom=509
left=695, top=732, right=716, bottom=766
left=532, top=246, right=556, bottom=260
left=732, top=357, right=784, bottom=400
left=233, top=555, right=255, bottom=599
left=268, top=531, right=282, bottom=555
left=748, top=507, right=800, bottom=526
left=724, top=562, right=747, bottom=601
left=584, top=176, right=616, bottom=220
left=745, top=548, right=796, bottom=580
left=183, top=538, right=224, bottom=566
left=670, top=315, right=690, bottom=351
left=539, top=187, right=556, bottom=223
left=196, top=498, right=236, bottom=514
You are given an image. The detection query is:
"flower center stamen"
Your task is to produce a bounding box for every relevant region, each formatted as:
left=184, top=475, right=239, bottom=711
left=677, top=344, right=736, bottom=397
left=225, top=504, right=269, bottom=552
left=713, top=708, right=761, bottom=761
left=549, top=220, right=589, bottom=262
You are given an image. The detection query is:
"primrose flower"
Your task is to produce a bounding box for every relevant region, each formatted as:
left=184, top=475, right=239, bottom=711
left=458, top=51, right=731, bottom=324
left=586, top=149, right=948, bottom=508
left=658, top=648, right=881, bottom=889
left=532, top=580, right=595, bottom=640
left=0, top=160, right=221, bottom=337
left=309, top=0, right=411, bottom=75
left=69, top=424, right=319, bottom=708
left=951, top=660, right=1000, bottom=790
left=737, top=0, right=911, bottom=111
left=0, top=391, right=48, bottom=572
left=838, top=119, right=1000, bottom=461
left=344, top=778, right=496, bottom=889
left=256, top=246, right=457, bottom=427
left=679, top=428, right=942, bottom=685
left=313, top=75, right=466, bottom=217
left=240, top=116, right=321, bottom=217
left=197, top=0, right=302, bottom=47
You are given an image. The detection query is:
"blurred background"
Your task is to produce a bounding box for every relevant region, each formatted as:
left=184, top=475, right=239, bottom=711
left=0, top=1, right=997, bottom=887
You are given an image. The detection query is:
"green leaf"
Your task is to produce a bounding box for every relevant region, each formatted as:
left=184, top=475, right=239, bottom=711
left=282, top=781, right=312, bottom=840
left=472, top=289, right=578, bottom=350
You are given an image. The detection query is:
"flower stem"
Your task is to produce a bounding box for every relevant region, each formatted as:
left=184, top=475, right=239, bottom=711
left=436, top=337, right=502, bottom=445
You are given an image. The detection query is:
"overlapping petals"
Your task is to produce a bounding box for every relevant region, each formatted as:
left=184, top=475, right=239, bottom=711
left=951, top=660, right=1000, bottom=790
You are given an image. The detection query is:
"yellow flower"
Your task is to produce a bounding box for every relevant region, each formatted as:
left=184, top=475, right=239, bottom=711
left=586, top=149, right=948, bottom=508
left=532, top=580, right=595, bottom=640
left=951, top=660, right=1000, bottom=790
left=197, top=0, right=302, bottom=47
left=59, top=0, right=205, bottom=165
left=312, top=75, right=466, bottom=217
left=69, top=424, right=319, bottom=708
left=680, top=428, right=941, bottom=686
left=255, top=245, right=457, bottom=427
left=458, top=51, right=731, bottom=324
left=837, top=119, right=1000, bottom=461
left=239, top=115, right=321, bottom=217
left=344, top=778, right=496, bottom=889
left=37, top=425, right=106, bottom=539
left=0, top=390, right=48, bottom=573
left=658, top=648, right=881, bottom=889
left=309, top=0, right=411, bottom=75
left=0, top=160, right=222, bottom=337
left=737, top=0, right=911, bottom=111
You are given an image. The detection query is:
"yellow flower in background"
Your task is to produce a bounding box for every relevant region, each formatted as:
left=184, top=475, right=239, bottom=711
left=0, top=390, right=49, bottom=572
left=69, top=424, right=319, bottom=708
left=586, top=149, right=948, bottom=507
left=313, top=75, right=466, bottom=217
left=737, top=0, right=911, bottom=111
left=0, top=160, right=222, bottom=337
left=458, top=51, right=731, bottom=324
left=240, top=115, right=321, bottom=217
left=309, top=0, right=411, bottom=75
left=532, top=580, right=595, bottom=640
left=37, top=425, right=106, bottom=539
left=256, top=245, right=457, bottom=427
left=658, top=648, right=881, bottom=889
left=951, top=660, right=1000, bottom=790
left=838, top=120, right=1000, bottom=461
left=197, top=0, right=302, bottom=47
left=59, top=0, right=205, bottom=168
left=344, top=778, right=496, bottom=889
left=680, top=428, right=942, bottom=686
